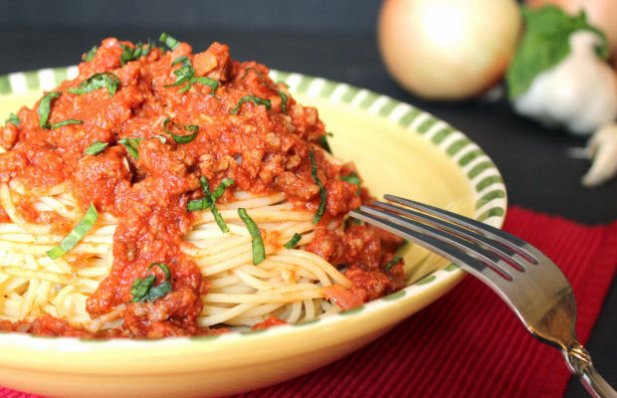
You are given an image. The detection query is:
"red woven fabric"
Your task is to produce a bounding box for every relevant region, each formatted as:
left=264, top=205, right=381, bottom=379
left=1, top=207, right=616, bottom=398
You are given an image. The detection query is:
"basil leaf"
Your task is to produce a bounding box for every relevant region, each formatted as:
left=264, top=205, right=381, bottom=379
left=84, top=141, right=108, bottom=155
left=82, top=45, right=98, bottom=62
left=163, top=118, right=199, bottom=144
left=309, top=150, right=327, bottom=224
left=47, top=204, right=98, bottom=259
left=238, top=208, right=265, bottom=265
left=187, top=177, right=234, bottom=233
left=385, top=256, right=402, bottom=272
left=159, top=32, right=180, bottom=51
left=211, top=178, right=234, bottom=202
left=190, top=76, right=219, bottom=95
left=118, top=137, right=142, bottom=159
left=5, top=113, right=19, bottom=126
left=507, top=6, right=610, bottom=99
left=231, top=95, right=271, bottom=115
left=68, top=72, right=121, bottom=96
left=120, top=42, right=151, bottom=65
left=284, top=233, right=302, bottom=249
left=50, top=119, right=83, bottom=129
left=318, top=135, right=332, bottom=154
left=341, top=172, right=361, bottom=186
left=130, top=263, right=173, bottom=303
left=278, top=90, right=288, bottom=113
left=38, top=92, right=60, bottom=129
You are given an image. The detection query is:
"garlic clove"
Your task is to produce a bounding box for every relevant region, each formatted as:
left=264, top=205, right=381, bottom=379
left=582, top=123, right=617, bottom=187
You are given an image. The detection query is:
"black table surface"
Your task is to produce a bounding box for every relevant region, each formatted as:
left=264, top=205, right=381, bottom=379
left=0, top=27, right=615, bottom=397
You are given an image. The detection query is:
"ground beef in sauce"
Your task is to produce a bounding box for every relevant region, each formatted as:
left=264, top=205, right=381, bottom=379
left=0, top=35, right=405, bottom=337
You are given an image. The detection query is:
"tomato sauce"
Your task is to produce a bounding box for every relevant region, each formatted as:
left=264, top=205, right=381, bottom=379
left=0, top=37, right=404, bottom=337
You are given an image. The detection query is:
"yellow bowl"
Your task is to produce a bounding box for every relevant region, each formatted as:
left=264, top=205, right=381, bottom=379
left=0, top=68, right=507, bottom=398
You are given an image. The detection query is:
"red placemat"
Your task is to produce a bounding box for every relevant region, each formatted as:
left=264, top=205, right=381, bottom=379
left=2, top=207, right=616, bottom=398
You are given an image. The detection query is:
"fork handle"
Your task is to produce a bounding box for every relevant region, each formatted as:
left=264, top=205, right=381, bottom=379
left=564, top=342, right=617, bottom=398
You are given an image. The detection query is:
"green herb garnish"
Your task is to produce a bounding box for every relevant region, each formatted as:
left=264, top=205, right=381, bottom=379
left=238, top=208, right=266, bottom=265
left=309, top=150, right=327, bottom=224
left=131, top=263, right=173, bottom=303
left=69, top=72, right=121, bottom=96
left=82, top=45, right=98, bottom=62
left=38, top=92, right=60, bottom=128
left=84, top=141, right=108, bottom=155
left=277, top=90, right=289, bottom=113
left=318, top=135, right=332, bottom=154
left=50, top=119, right=83, bottom=129
left=120, top=41, right=152, bottom=65
left=47, top=204, right=98, bottom=259
left=231, top=95, right=271, bottom=115
left=385, top=256, right=402, bottom=272
left=118, top=137, right=142, bottom=159
left=163, top=118, right=199, bottom=144
left=166, top=56, right=219, bottom=95
left=159, top=32, right=180, bottom=51
left=507, top=6, right=609, bottom=99
left=187, top=176, right=234, bottom=233
left=5, top=113, right=19, bottom=126
left=341, top=172, right=361, bottom=186
left=283, top=233, right=302, bottom=249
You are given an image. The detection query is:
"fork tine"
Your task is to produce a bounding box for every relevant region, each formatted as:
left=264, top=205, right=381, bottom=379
left=372, top=201, right=528, bottom=272
left=351, top=207, right=514, bottom=281
left=384, top=194, right=539, bottom=264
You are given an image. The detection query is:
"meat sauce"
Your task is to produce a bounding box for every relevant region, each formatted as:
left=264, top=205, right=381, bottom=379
left=0, top=36, right=405, bottom=337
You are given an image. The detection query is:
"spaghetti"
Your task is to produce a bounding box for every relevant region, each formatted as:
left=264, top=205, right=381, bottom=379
left=0, top=34, right=405, bottom=338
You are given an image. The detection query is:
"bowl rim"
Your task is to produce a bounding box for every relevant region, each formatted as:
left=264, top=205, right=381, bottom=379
left=0, top=66, right=507, bottom=359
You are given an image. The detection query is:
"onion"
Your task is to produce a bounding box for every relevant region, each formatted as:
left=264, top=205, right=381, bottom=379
left=378, top=0, right=522, bottom=100
left=525, top=0, right=617, bottom=60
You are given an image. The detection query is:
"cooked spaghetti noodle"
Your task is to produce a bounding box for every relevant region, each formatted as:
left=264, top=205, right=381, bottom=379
left=0, top=34, right=405, bottom=338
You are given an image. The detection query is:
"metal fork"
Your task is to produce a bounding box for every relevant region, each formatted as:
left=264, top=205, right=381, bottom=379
left=350, top=194, right=617, bottom=398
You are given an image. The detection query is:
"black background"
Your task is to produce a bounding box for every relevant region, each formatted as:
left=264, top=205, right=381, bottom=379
left=0, top=1, right=615, bottom=397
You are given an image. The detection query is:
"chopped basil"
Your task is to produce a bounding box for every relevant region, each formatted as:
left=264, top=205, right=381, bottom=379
left=159, top=32, right=180, bottom=51
left=82, top=45, right=98, bottom=62
left=120, top=41, right=152, bottom=65
left=309, top=150, right=327, bottom=224
left=284, top=233, right=302, bottom=249
left=50, top=119, right=83, bottom=129
left=131, top=262, right=173, bottom=303
left=187, top=176, right=234, bottom=233
left=240, top=67, right=266, bottom=81
left=231, top=95, right=271, bottom=115
left=118, top=137, right=142, bottom=159
left=385, top=256, right=403, bottom=272
left=166, top=56, right=218, bottom=95
left=163, top=118, right=199, bottom=144
left=68, top=72, right=120, bottom=96
left=278, top=90, right=288, bottom=113
left=47, top=204, right=98, bottom=259
left=38, top=92, right=60, bottom=129
left=238, top=208, right=265, bottom=265
left=84, top=141, right=108, bottom=155
left=318, top=135, right=332, bottom=154
left=341, top=172, right=361, bottom=186
left=5, top=113, right=19, bottom=126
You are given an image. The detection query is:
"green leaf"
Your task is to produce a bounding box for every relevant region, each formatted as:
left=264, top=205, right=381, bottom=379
left=166, top=57, right=218, bottom=95
left=238, top=208, right=266, bottom=264
left=187, top=176, right=233, bottom=233
left=309, top=150, right=327, bottom=224
left=385, top=256, right=402, bottom=272
left=38, top=91, right=60, bottom=129
left=318, top=135, right=332, bottom=154
left=159, top=32, right=180, bottom=51
left=231, top=95, right=271, bottom=115
left=5, top=113, right=19, bottom=126
left=278, top=90, right=288, bottom=113
left=50, top=119, right=83, bottom=129
left=68, top=72, right=121, bottom=96
left=118, top=137, right=142, bottom=159
left=163, top=118, right=199, bottom=144
left=131, top=263, right=173, bottom=303
left=284, top=233, right=302, bottom=249
left=82, top=45, right=98, bottom=62
left=341, top=172, right=360, bottom=186
left=506, top=6, right=610, bottom=99
left=47, top=204, right=98, bottom=259
left=120, top=42, right=151, bottom=65
left=84, top=141, right=108, bottom=155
